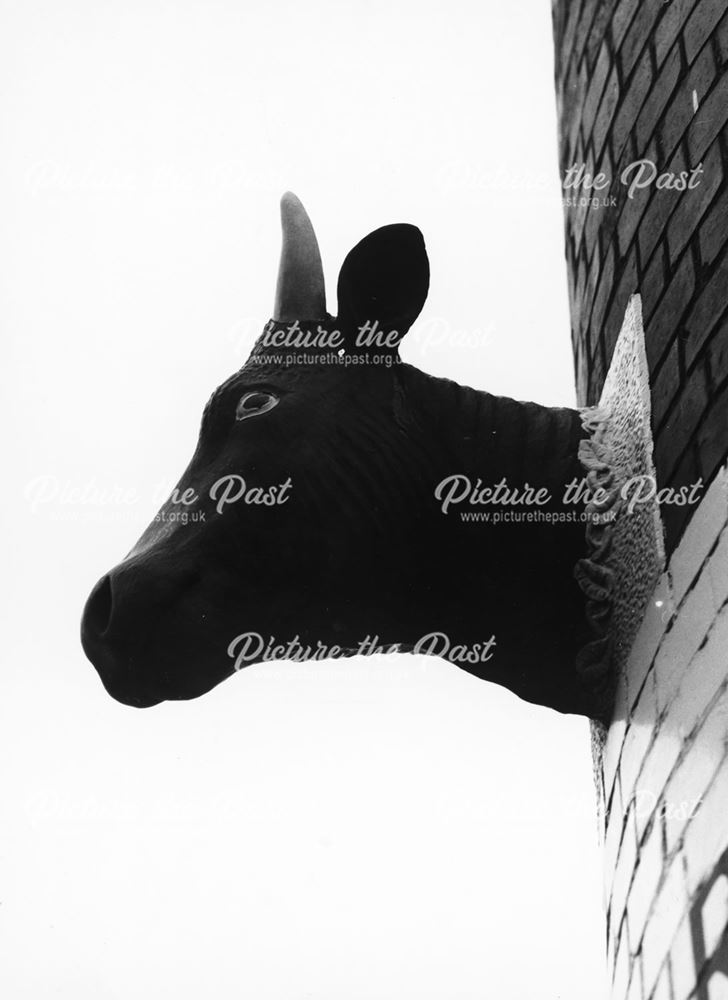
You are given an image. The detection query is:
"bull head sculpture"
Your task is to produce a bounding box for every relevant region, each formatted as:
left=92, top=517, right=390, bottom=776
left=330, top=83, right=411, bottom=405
left=81, top=193, right=616, bottom=720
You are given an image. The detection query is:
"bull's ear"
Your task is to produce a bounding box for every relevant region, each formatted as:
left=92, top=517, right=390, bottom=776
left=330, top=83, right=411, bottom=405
left=336, top=224, right=429, bottom=344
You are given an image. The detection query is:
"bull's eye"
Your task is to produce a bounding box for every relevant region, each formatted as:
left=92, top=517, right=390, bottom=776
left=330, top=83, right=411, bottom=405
left=236, top=391, right=279, bottom=421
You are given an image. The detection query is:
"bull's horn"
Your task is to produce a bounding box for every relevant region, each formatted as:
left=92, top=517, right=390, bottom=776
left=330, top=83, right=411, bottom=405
left=273, top=192, right=326, bottom=321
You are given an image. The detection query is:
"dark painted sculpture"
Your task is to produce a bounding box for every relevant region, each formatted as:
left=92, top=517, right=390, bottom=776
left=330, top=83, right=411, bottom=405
left=81, top=194, right=616, bottom=719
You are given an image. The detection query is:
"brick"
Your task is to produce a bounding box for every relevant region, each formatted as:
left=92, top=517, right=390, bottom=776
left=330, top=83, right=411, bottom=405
left=612, top=46, right=654, bottom=163
left=684, top=0, right=728, bottom=63
left=626, top=575, right=676, bottom=709
left=670, top=466, right=728, bottom=605
left=685, top=250, right=728, bottom=366
left=619, top=0, right=662, bottom=78
left=655, top=0, right=702, bottom=66
left=693, top=27, right=721, bottom=90
left=650, top=960, right=673, bottom=1000
left=633, top=729, right=683, bottom=840
left=584, top=257, right=603, bottom=339
left=660, top=612, right=728, bottom=763
left=617, top=169, right=653, bottom=258
left=614, top=663, right=632, bottom=736
left=699, top=864, right=728, bottom=957
left=662, top=707, right=725, bottom=855
left=590, top=294, right=607, bottom=365
left=590, top=244, right=616, bottom=341
left=708, top=525, right=728, bottom=609
left=688, top=66, right=728, bottom=162
left=671, top=441, right=704, bottom=495
left=593, top=63, right=621, bottom=161
left=597, top=748, right=609, bottom=835
left=574, top=69, right=591, bottom=151
left=654, top=567, right=717, bottom=712
left=605, top=711, right=629, bottom=799
left=642, top=242, right=670, bottom=324
left=588, top=339, right=607, bottom=403
left=575, top=251, right=588, bottom=315
left=606, top=773, right=627, bottom=882
left=611, top=0, right=641, bottom=51
left=586, top=1, right=619, bottom=71
left=660, top=53, right=712, bottom=161
left=707, top=318, right=728, bottom=391
left=579, top=279, right=599, bottom=354
left=655, top=363, right=708, bottom=479
left=575, top=337, right=589, bottom=404
left=621, top=671, right=659, bottom=802
left=670, top=916, right=698, bottom=1000
left=582, top=198, right=606, bottom=272
left=605, top=250, right=639, bottom=360
left=699, top=187, right=728, bottom=267
left=696, top=380, right=728, bottom=484
left=614, top=129, right=650, bottom=199
left=627, top=818, right=665, bottom=946
left=659, top=45, right=714, bottom=170
left=717, top=7, right=728, bottom=62
left=565, top=86, right=588, bottom=165
left=666, top=141, right=724, bottom=263
left=607, top=918, right=617, bottom=981
left=683, top=757, right=728, bottom=893
left=559, top=0, right=582, bottom=56
left=556, top=74, right=573, bottom=123
left=652, top=340, right=681, bottom=429
left=626, top=952, right=643, bottom=1000
left=573, top=2, right=602, bottom=69
left=645, top=250, right=695, bottom=369
left=613, top=917, right=631, bottom=999
left=582, top=41, right=613, bottom=145
left=661, top=447, right=705, bottom=553
left=661, top=490, right=698, bottom=552
left=584, top=225, right=604, bottom=298
left=554, top=1, right=574, bottom=54
left=638, top=147, right=687, bottom=263
left=635, top=45, right=682, bottom=154
left=611, top=800, right=639, bottom=928
left=567, top=264, right=578, bottom=320
left=583, top=168, right=613, bottom=266
left=571, top=186, right=595, bottom=257
left=598, top=192, right=623, bottom=258
left=557, top=56, right=577, bottom=128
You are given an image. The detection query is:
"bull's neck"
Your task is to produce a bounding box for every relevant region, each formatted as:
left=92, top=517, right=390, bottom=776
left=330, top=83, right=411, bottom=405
left=401, top=362, right=587, bottom=498
left=392, top=363, right=603, bottom=717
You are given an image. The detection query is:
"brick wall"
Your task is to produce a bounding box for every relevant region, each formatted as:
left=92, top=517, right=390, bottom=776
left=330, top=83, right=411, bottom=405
left=552, top=4, right=728, bottom=999
left=600, top=467, right=728, bottom=1000
left=552, top=0, right=728, bottom=552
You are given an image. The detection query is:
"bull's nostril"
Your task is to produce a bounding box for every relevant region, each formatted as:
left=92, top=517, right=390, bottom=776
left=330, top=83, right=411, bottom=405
left=86, top=575, right=114, bottom=636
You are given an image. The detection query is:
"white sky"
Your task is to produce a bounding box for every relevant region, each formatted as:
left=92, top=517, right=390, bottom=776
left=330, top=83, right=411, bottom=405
left=1, top=2, right=607, bottom=998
